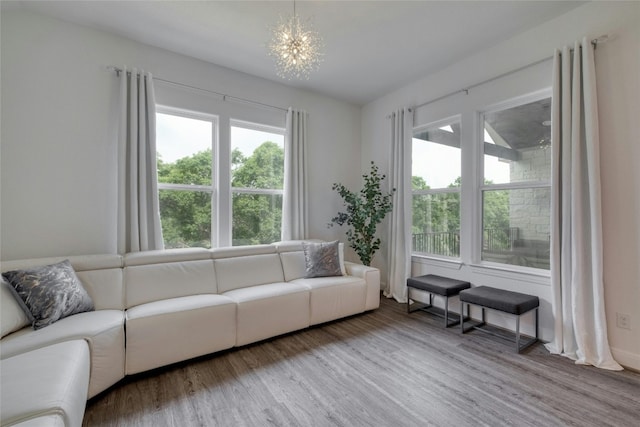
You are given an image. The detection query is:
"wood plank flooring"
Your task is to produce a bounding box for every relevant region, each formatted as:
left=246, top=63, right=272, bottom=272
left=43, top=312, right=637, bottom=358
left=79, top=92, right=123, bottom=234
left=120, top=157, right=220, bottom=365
left=83, top=297, right=640, bottom=426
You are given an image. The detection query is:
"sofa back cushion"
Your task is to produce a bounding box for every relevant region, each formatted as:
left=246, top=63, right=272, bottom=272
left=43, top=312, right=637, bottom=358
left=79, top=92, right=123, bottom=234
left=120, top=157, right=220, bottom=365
left=280, top=251, right=307, bottom=282
left=214, top=254, right=285, bottom=293
left=124, top=260, right=217, bottom=308
left=1, top=278, right=30, bottom=338
left=277, top=241, right=346, bottom=282
left=76, top=269, right=124, bottom=310
left=1, top=254, right=124, bottom=312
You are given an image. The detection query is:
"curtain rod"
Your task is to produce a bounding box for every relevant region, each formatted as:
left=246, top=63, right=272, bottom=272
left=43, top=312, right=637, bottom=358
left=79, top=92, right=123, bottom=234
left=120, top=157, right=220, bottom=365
left=107, top=66, right=288, bottom=113
left=413, top=35, right=609, bottom=112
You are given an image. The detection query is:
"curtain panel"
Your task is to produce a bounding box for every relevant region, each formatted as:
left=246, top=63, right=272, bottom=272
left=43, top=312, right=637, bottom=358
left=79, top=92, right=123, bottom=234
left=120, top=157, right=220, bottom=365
left=117, top=67, right=164, bottom=253
left=385, top=108, right=413, bottom=302
left=545, top=39, right=622, bottom=370
left=281, top=108, right=309, bottom=241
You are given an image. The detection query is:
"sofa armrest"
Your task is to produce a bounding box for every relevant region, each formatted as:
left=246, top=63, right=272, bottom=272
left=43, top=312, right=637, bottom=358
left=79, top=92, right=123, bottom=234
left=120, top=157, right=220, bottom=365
left=344, top=262, right=380, bottom=310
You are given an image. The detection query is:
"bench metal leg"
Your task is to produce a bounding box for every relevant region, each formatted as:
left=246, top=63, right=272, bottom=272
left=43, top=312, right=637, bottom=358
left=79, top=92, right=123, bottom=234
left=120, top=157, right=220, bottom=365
left=460, top=302, right=475, bottom=333
left=407, top=288, right=433, bottom=314
left=407, top=288, right=434, bottom=314
left=444, top=296, right=448, bottom=327
left=459, top=303, right=538, bottom=353
left=516, top=315, right=521, bottom=352
left=409, top=289, right=467, bottom=328
left=515, top=308, right=539, bottom=353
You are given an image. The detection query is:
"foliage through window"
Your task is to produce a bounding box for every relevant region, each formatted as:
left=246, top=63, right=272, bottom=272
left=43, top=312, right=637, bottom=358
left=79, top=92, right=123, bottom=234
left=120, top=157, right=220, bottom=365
left=156, top=110, right=215, bottom=248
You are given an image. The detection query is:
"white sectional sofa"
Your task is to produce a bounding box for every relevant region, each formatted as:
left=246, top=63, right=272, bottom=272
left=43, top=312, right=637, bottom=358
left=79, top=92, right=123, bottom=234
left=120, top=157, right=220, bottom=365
left=0, top=241, right=380, bottom=426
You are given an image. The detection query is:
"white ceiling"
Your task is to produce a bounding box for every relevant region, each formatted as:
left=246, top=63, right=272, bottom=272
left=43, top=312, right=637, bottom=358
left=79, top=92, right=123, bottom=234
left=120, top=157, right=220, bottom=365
left=4, top=1, right=584, bottom=105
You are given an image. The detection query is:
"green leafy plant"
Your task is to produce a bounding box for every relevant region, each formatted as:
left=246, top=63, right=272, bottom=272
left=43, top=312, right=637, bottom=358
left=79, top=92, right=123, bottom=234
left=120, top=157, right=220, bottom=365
left=329, top=162, right=395, bottom=266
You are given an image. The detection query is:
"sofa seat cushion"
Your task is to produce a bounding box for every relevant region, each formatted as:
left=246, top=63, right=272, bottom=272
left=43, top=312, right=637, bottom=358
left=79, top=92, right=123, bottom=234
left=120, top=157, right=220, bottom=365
left=223, top=282, right=310, bottom=346
left=0, top=310, right=125, bottom=399
left=0, top=340, right=90, bottom=427
left=292, top=276, right=367, bottom=325
left=125, top=294, right=237, bottom=375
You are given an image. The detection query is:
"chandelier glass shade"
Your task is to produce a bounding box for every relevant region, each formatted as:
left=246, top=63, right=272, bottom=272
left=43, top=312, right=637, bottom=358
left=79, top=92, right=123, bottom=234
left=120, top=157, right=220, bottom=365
left=268, top=2, right=323, bottom=80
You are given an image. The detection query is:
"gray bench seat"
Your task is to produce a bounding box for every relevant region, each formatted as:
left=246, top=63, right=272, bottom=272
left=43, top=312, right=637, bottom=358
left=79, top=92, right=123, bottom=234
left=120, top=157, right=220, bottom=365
left=407, top=274, right=470, bottom=327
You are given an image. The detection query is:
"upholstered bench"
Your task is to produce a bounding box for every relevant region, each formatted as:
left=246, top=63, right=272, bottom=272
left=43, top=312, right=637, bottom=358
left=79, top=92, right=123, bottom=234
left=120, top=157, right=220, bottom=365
left=407, top=274, right=471, bottom=327
left=459, top=286, right=539, bottom=353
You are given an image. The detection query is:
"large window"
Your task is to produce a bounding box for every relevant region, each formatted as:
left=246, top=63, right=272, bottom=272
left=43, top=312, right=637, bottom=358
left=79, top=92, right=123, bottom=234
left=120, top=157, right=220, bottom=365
left=155, top=109, right=285, bottom=249
left=411, top=94, right=551, bottom=272
left=230, top=120, right=285, bottom=246
left=412, top=118, right=461, bottom=257
left=156, top=108, right=217, bottom=248
left=480, top=97, right=551, bottom=269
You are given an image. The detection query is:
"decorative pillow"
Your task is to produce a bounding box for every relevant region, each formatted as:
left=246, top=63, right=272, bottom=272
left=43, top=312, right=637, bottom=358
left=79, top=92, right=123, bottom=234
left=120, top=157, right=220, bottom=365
left=302, top=240, right=344, bottom=278
left=2, top=260, right=94, bottom=330
left=1, top=277, right=30, bottom=337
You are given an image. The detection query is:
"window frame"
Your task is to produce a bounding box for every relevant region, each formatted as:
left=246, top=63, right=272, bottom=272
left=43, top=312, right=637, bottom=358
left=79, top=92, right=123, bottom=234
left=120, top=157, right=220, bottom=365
left=410, top=90, right=552, bottom=278
left=411, top=115, right=462, bottom=260
left=229, top=118, right=286, bottom=246
left=474, top=89, right=552, bottom=274
left=155, top=105, right=219, bottom=248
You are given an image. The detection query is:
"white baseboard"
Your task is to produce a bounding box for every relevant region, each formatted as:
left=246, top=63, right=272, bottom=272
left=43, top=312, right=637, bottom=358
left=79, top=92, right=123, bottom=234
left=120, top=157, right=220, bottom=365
left=611, top=347, right=640, bottom=372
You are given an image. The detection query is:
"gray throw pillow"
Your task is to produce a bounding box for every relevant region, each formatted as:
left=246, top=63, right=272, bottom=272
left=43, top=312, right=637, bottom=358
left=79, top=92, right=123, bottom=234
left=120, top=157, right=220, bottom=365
left=302, top=240, right=343, bottom=278
left=2, top=260, right=94, bottom=330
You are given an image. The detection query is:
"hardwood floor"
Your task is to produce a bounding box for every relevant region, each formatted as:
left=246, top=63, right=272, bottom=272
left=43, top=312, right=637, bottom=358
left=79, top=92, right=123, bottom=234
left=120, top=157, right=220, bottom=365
left=83, top=297, right=640, bottom=426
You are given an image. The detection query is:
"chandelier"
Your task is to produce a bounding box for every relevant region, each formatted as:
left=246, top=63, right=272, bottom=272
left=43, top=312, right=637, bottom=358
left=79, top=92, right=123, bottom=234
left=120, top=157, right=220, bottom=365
left=268, top=0, right=323, bottom=80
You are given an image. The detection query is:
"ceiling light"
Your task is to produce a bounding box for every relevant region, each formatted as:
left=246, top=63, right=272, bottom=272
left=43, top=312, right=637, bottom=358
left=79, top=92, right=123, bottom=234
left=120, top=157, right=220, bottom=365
left=268, top=0, right=323, bottom=80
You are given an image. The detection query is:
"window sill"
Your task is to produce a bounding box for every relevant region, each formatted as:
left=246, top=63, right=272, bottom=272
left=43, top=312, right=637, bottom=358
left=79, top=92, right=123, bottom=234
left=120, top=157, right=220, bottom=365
left=410, top=254, right=550, bottom=285
left=411, top=254, right=463, bottom=270
left=469, top=262, right=550, bottom=286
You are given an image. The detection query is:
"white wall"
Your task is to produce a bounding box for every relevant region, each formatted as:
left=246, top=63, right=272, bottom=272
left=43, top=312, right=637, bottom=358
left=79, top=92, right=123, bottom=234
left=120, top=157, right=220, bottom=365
left=362, top=1, right=640, bottom=370
left=0, top=9, right=361, bottom=260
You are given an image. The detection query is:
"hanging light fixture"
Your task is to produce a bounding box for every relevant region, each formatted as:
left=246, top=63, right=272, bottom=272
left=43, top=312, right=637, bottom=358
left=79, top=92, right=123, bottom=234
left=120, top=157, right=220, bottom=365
left=268, top=0, right=324, bottom=80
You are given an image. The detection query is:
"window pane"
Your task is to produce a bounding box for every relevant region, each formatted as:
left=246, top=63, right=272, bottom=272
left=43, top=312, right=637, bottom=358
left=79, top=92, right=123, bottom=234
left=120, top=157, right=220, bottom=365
left=483, top=98, right=551, bottom=184
left=159, top=189, right=212, bottom=249
left=412, top=193, right=460, bottom=257
left=156, top=113, right=213, bottom=186
left=231, top=126, right=284, bottom=189
left=412, top=121, right=461, bottom=189
left=232, top=193, right=282, bottom=246
left=482, top=188, right=550, bottom=269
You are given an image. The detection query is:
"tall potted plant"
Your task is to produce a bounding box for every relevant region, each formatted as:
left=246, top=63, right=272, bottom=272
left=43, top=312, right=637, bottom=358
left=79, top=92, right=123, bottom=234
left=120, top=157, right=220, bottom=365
left=329, top=162, right=395, bottom=266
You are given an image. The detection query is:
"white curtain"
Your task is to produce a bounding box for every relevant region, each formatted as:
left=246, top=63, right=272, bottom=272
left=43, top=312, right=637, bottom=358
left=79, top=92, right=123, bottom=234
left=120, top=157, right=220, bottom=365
left=545, top=39, right=622, bottom=370
left=384, top=108, right=413, bottom=302
left=117, top=67, right=164, bottom=253
left=281, top=108, right=309, bottom=241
